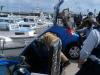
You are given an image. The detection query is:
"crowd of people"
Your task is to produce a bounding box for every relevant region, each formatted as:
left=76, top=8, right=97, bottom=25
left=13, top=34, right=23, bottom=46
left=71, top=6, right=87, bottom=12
left=22, top=8, right=100, bottom=75
left=42, top=9, right=100, bottom=74
left=60, top=9, right=100, bottom=75
left=75, top=12, right=100, bottom=75
left=41, top=9, right=100, bottom=74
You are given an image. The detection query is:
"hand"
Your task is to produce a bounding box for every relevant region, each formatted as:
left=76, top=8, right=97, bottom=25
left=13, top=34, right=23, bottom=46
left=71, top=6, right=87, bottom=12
left=78, top=59, right=85, bottom=68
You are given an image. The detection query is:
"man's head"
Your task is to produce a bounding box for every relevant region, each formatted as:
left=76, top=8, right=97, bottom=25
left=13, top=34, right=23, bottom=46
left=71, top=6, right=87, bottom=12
left=96, top=12, right=100, bottom=25
left=87, top=12, right=94, bottom=18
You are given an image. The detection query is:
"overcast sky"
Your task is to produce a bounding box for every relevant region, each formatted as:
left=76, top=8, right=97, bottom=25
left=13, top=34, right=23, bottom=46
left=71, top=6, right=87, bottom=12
left=0, top=0, right=100, bottom=13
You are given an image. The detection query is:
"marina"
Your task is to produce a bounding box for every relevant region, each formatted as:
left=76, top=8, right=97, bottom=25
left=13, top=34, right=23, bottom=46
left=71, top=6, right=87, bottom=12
left=0, top=0, right=100, bottom=75
left=0, top=9, right=92, bottom=75
left=0, top=9, right=53, bottom=51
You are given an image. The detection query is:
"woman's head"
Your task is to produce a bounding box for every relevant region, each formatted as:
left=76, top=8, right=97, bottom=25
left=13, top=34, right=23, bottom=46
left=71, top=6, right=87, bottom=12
left=42, top=32, right=59, bottom=47
left=96, top=12, right=100, bottom=24
left=87, top=12, right=93, bottom=18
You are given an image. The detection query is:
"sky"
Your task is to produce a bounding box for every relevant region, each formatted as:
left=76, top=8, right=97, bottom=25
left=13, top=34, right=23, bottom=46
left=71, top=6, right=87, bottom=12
left=0, top=0, right=100, bottom=13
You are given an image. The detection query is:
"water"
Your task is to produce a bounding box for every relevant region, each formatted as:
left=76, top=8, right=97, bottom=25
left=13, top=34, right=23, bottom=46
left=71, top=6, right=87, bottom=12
left=0, top=65, right=9, bottom=75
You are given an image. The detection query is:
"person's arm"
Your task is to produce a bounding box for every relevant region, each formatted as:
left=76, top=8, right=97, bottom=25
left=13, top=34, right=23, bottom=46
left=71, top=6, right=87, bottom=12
left=78, top=29, right=98, bottom=66
left=76, top=27, right=88, bottom=34
left=60, top=52, right=69, bottom=63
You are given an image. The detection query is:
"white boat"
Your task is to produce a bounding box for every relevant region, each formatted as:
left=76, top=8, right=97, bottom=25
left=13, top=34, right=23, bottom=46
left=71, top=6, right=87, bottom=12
left=14, top=28, right=37, bottom=37
left=0, top=11, right=53, bottom=38
left=0, top=16, right=23, bottom=31
left=34, top=17, right=53, bottom=28
left=17, top=21, right=37, bottom=30
left=0, top=36, right=25, bottom=50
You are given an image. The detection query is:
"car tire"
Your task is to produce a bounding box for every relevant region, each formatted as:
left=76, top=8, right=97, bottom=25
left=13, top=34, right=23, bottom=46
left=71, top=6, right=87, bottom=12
left=68, top=46, right=80, bottom=59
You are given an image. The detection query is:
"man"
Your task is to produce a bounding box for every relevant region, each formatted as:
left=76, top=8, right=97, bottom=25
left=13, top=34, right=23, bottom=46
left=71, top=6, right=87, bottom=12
left=76, top=19, right=96, bottom=38
left=79, top=12, right=96, bottom=28
left=76, top=13, right=100, bottom=75
left=61, top=9, right=75, bottom=29
left=76, top=12, right=97, bottom=41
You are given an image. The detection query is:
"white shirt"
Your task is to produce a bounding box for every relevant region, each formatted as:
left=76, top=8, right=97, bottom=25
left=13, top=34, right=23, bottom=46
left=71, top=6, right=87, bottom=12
left=80, top=29, right=100, bottom=60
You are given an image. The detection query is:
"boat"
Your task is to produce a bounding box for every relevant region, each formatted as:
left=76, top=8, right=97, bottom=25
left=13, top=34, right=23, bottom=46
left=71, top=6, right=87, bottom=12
left=0, top=36, right=25, bottom=51
left=17, top=21, right=37, bottom=30
left=0, top=16, right=22, bottom=31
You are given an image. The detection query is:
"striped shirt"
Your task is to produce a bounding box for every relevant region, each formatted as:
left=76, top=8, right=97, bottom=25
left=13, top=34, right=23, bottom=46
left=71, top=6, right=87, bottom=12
left=80, top=29, right=100, bottom=60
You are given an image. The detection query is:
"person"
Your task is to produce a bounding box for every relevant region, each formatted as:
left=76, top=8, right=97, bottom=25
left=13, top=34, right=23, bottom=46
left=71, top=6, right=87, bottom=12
left=75, top=13, right=100, bottom=75
left=41, top=32, right=70, bottom=74
left=76, top=19, right=96, bottom=38
left=76, top=12, right=97, bottom=39
left=42, top=32, right=70, bottom=64
left=61, top=9, right=75, bottom=29
left=74, top=13, right=83, bottom=28
left=21, top=32, right=70, bottom=74
left=79, top=12, right=96, bottom=28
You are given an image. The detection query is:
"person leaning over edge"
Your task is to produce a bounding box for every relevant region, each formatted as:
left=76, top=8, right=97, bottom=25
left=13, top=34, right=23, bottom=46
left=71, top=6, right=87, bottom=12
left=41, top=32, right=70, bottom=67
left=75, top=13, right=100, bottom=75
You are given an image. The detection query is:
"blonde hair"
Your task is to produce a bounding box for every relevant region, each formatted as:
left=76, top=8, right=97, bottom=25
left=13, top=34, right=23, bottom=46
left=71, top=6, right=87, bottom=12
left=43, top=32, right=59, bottom=46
